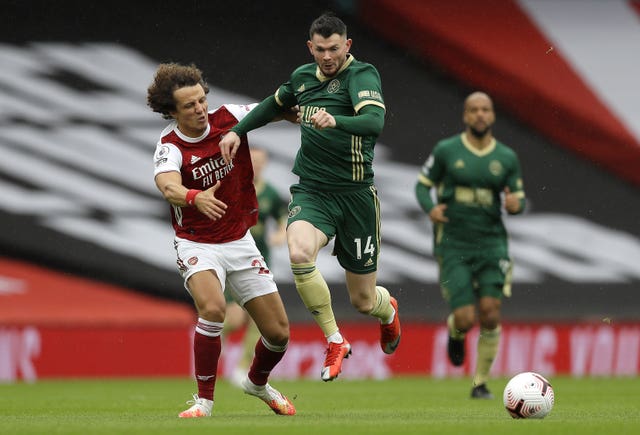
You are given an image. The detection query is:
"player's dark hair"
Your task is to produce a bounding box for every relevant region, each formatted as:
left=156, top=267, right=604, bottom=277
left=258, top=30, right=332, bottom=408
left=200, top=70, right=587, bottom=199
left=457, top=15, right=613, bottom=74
left=147, top=63, right=210, bottom=120
left=309, top=12, right=347, bottom=39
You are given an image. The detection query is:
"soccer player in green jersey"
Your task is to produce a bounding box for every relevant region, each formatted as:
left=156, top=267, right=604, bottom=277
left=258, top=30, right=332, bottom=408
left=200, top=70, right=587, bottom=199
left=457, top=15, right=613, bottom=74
left=415, top=92, right=526, bottom=399
left=220, top=13, right=401, bottom=382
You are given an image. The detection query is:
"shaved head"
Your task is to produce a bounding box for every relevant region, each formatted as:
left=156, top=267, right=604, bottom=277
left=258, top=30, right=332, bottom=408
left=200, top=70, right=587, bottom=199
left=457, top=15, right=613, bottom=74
left=464, top=92, right=493, bottom=112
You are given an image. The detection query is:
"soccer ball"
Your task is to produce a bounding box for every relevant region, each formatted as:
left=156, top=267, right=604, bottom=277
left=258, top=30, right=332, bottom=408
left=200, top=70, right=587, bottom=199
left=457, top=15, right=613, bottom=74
left=503, top=372, right=554, bottom=419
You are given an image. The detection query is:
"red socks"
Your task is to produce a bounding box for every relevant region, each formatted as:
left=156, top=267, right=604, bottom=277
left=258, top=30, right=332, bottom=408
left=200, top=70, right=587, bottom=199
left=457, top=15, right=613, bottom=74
left=248, top=338, right=286, bottom=386
left=193, top=319, right=223, bottom=401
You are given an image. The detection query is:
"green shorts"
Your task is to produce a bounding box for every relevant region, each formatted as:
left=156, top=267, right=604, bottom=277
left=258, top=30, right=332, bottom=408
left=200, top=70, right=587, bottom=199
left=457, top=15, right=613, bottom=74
left=437, top=247, right=512, bottom=310
left=287, top=183, right=381, bottom=274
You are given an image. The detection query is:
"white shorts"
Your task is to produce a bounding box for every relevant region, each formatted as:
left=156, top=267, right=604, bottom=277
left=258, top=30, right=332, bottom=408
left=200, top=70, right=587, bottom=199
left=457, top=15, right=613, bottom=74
left=174, top=230, right=277, bottom=306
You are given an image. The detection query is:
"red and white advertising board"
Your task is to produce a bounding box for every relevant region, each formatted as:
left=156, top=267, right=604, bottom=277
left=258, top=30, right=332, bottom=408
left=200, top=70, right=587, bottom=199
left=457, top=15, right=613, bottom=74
left=2, top=259, right=638, bottom=381
left=3, top=321, right=638, bottom=382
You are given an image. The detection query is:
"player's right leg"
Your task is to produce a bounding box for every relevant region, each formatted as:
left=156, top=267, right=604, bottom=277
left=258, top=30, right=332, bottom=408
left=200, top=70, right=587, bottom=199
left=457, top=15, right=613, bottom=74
left=288, top=220, right=350, bottom=381
left=447, top=312, right=467, bottom=366
left=439, top=252, right=475, bottom=367
left=293, top=260, right=350, bottom=382
left=470, top=256, right=507, bottom=399
left=291, top=257, right=350, bottom=381
left=471, top=292, right=502, bottom=399
left=178, top=268, right=227, bottom=417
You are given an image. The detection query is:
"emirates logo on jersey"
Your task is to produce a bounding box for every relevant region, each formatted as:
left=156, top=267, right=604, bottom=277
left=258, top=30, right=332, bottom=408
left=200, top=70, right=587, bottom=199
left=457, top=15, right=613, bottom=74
left=192, top=156, right=234, bottom=188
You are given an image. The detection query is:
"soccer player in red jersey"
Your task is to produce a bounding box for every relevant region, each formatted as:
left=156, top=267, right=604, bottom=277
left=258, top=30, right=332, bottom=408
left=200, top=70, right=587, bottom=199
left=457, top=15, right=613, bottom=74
left=147, top=63, right=295, bottom=417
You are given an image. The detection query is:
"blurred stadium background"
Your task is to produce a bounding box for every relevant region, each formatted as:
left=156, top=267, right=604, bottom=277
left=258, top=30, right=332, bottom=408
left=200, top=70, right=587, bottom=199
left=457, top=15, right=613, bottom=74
left=1, top=0, right=639, bottom=382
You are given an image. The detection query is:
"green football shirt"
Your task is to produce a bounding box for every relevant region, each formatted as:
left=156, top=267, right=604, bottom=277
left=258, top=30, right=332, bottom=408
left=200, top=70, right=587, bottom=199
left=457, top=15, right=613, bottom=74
left=417, top=133, right=525, bottom=252
left=275, top=55, right=385, bottom=190
left=250, top=180, right=287, bottom=264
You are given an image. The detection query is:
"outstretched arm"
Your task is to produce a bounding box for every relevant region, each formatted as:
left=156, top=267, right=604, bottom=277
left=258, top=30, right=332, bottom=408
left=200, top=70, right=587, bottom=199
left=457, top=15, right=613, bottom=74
left=220, top=95, right=285, bottom=164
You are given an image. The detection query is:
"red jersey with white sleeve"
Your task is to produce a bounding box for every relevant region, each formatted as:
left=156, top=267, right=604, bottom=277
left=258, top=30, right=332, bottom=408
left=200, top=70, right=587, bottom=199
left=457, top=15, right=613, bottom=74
left=153, top=104, right=258, bottom=244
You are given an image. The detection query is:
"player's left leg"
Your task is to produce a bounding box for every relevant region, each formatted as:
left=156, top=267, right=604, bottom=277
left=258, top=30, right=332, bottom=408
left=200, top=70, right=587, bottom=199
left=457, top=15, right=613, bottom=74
left=338, top=185, right=401, bottom=355
left=471, top=252, right=509, bottom=399
left=243, top=292, right=295, bottom=415
left=471, top=295, right=502, bottom=399
left=447, top=305, right=475, bottom=366
left=345, top=272, right=401, bottom=354
left=224, top=232, right=295, bottom=414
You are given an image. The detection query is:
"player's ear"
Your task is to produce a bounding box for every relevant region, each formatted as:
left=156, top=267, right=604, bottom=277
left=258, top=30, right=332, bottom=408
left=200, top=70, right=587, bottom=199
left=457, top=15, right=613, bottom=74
left=306, top=40, right=314, bottom=55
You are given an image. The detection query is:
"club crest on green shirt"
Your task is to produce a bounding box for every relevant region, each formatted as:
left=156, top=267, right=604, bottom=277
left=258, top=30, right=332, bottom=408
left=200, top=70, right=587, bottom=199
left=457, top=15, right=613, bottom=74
left=327, top=79, right=340, bottom=93
left=489, top=160, right=503, bottom=176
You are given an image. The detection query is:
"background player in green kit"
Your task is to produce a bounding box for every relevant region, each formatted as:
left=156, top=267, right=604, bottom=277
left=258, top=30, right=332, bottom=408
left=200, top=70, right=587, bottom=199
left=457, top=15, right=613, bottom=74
left=415, top=91, right=526, bottom=399
left=220, top=13, right=401, bottom=382
left=249, top=148, right=288, bottom=263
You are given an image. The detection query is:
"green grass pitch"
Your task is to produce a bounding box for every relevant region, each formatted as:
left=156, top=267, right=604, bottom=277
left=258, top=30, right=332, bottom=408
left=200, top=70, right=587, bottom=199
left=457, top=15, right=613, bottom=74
left=1, top=376, right=639, bottom=434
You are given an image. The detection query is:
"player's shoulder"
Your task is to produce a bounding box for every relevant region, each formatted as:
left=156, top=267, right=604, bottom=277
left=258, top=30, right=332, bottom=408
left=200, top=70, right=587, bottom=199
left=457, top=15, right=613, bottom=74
left=435, top=134, right=463, bottom=150
left=158, top=121, right=180, bottom=144
left=347, top=58, right=380, bottom=78
left=209, top=103, right=257, bottom=124
left=494, top=139, right=519, bottom=158
left=349, top=57, right=378, bottom=71
left=291, top=62, right=317, bottom=78
left=159, top=121, right=177, bottom=138
left=430, top=134, right=464, bottom=160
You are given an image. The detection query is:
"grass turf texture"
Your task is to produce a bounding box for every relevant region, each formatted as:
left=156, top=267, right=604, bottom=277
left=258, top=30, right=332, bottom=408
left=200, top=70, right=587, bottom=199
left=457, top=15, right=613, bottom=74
left=1, top=376, right=639, bottom=435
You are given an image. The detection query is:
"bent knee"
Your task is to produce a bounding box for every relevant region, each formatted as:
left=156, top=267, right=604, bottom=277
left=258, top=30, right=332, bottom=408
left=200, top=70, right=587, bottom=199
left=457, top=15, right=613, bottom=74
left=288, top=247, right=314, bottom=265
left=480, top=313, right=501, bottom=330
left=453, top=314, right=475, bottom=332
left=198, top=303, right=225, bottom=322
left=261, top=319, right=290, bottom=346
left=263, top=328, right=290, bottom=347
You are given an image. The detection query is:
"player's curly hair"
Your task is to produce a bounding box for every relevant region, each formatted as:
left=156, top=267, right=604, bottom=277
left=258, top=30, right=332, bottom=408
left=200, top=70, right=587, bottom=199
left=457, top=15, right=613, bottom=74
left=309, top=12, right=347, bottom=39
left=147, top=63, right=210, bottom=119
